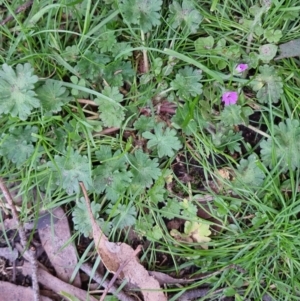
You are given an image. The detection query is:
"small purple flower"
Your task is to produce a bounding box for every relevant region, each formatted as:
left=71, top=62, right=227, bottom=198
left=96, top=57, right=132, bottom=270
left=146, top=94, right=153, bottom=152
left=235, top=63, right=248, bottom=73
left=222, top=91, right=238, bottom=106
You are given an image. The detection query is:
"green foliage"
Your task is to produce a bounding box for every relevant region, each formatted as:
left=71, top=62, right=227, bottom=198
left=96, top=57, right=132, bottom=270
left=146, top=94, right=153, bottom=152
left=94, top=86, right=125, bottom=127
left=120, top=0, right=162, bottom=32
left=2, top=1, right=300, bottom=299
left=172, top=102, right=198, bottom=135
left=170, top=66, right=203, bottom=99
left=75, top=51, right=110, bottom=81
left=142, top=123, right=182, bottom=158
left=62, top=45, right=79, bottom=62
left=98, top=27, right=117, bottom=53
left=36, top=80, right=73, bottom=115
left=103, top=60, right=134, bottom=87
left=0, top=125, right=38, bottom=167
left=170, top=220, right=211, bottom=248
left=233, top=155, right=266, bottom=188
left=128, top=150, right=161, bottom=188
left=194, top=36, right=215, bottom=53
left=134, top=115, right=156, bottom=134
left=93, top=146, right=132, bottom=202
left=264, top=29, right=282, bottom=43
left=249, top=65, right=283, bottom=103
left=47, top=148, right=92, bottom=195
left=260, top=119, right=300, bottom=171
left=72, top=198, right=111, bottom=237
left=180, top=198, right=198, bottom=219
left=209, top=123, right=242, bottom=154
left=258, top=44, right=278, bottom=63
left=221, top=105, right=253, bottom=126
left=161, top=198, right=181, bottom=219
left=168, top=0, right=203, bottom=34
left=0, top=63, right=39, bottom=120
left=105, top=203, right=136, bottom=229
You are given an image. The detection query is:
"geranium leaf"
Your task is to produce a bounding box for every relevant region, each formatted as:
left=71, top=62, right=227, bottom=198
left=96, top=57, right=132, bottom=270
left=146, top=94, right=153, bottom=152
left=249, top=65, right=283, bottom=103
left=260, top=118, right=300, bottom=171
left=0, top=63, right=39, bottom=120
left=47, top=148, right=92, bottom=194
left=142, top=123, right=182, bottom=158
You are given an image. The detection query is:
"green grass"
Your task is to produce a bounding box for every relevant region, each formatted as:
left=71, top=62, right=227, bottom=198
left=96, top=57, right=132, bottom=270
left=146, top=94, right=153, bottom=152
left=1, top=0, right=300, bottom=300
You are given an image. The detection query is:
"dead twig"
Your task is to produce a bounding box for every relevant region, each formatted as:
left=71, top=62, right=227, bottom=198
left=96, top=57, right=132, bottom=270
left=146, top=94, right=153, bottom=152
left=0, top=0, right=34, bottom=26
left=77, top=99, right=98, bottom=106
left=93, top=127, right=120, bottom=136
left=0, top=178, right=40, bottom=301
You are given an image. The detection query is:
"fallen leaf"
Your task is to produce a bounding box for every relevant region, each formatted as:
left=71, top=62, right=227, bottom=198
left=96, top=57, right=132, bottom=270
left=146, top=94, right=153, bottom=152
left=275, top=38, right=300, bottom=60
left=79, top=182, right=167, bottom=301
left=38, top=207, right=81, bottom=287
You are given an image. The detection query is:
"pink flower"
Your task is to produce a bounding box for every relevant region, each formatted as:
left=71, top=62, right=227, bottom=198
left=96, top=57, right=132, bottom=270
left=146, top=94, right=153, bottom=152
left=235, top=63, right=248, bottom=73
left=222, top=91, right=238, bottom=106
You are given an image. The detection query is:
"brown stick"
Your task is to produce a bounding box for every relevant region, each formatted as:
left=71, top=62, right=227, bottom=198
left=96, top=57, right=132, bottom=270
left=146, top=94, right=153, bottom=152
left=0, top=178, right=40, bottom=301
left=0, top=0, right=34, bottom=25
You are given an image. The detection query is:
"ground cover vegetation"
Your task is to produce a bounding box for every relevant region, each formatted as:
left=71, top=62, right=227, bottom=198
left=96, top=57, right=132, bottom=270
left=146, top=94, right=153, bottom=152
left=1, top=0, right=300, bottom=300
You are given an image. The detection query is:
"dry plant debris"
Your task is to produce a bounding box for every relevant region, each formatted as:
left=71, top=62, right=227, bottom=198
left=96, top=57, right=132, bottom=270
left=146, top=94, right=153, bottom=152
left=79, top=182, right=167, bottom=301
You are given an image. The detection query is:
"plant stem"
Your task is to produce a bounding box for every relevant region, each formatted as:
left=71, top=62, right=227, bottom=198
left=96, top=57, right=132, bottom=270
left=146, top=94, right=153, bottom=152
left=246, top=124, right=270, bottom=139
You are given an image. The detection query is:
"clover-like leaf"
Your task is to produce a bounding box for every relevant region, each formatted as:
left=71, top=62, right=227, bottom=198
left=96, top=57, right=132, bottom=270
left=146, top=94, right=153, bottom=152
left=169, top=0, right=203, bottom=34
left=47, top=148, right=92, bottom=194
left=142, top=123, right=182, bottom=158
left=94, top=86, right=125, bottom=127
left=120, top=0, right=162, bottom=32
left=264, top=29, right=282, bottom=43
left=260, top=119, right=300, bottom=171
left=0, top=63, right=39, bottom=120
left=36, top=80, right=73, bottom=114
left=171, top=66, right=203, bottom=99
left=249, top=65, right=283, bottom=103
left=234, top=154, right=266, bottom=188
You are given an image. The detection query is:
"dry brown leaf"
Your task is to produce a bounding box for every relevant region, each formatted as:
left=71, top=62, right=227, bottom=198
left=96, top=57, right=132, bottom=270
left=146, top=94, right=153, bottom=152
left=79, top=182, right=167, bottom=301
left=38, top=207, right=81, bottom=287
left=0, top=280, right=52, bottom=301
